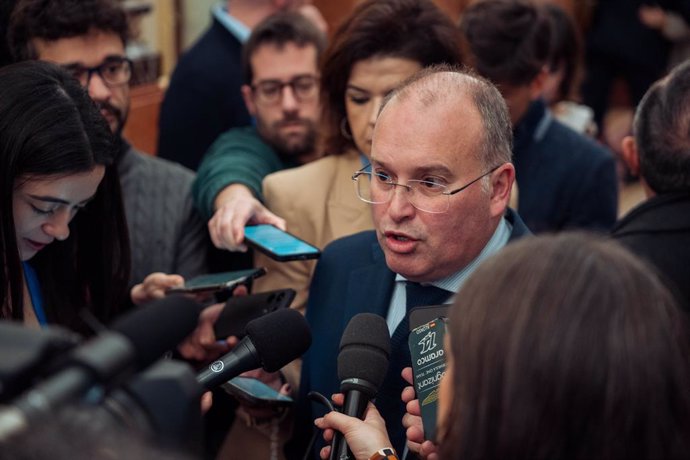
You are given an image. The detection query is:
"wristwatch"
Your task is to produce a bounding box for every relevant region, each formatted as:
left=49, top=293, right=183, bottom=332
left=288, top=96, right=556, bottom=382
left=368, top=447, right=399, bottom=460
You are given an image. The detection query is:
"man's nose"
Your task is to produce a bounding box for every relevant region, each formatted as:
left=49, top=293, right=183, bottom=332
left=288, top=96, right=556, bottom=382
left=87, top=72, right=112, bottom=102
left=386, top=185, right=415, bottom=221
left=281, top=85, right=299, bottom=112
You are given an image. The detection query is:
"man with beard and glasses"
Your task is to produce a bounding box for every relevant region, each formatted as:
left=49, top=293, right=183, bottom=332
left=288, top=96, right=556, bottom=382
left=192, top=11, right=326, bottom=252
left=157, top=0, right=327, bottom=171
left=9, top=0, right=210, bottom=294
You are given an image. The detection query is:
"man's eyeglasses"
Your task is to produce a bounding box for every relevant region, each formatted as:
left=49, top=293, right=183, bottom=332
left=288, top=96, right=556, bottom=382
left=352, top=164, right=503, bottom=214
left=61, top=56, right=133, bottom=88
left=251, top=75, right=319, bottom=105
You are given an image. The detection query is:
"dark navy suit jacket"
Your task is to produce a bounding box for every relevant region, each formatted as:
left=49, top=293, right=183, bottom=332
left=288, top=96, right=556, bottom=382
left=157, top=17, right=251, bottom=170
left=289, top=209, right=530, bottom=458
left=513, top=100, right=618, bottom=233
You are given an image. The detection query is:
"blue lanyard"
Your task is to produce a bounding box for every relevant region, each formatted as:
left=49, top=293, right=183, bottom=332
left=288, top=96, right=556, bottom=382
left=22, top=262, right=48, bottom=326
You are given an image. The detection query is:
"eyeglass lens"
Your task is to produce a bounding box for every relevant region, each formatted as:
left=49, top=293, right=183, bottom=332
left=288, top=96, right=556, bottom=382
left=354, top=172, right=450, bottom=213
left=254, top=76, right=318, bottom=104
left=64, top=57, right=132, bottom=87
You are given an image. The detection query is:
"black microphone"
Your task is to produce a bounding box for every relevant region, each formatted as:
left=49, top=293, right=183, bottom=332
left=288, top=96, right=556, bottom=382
left=103, top=359, right=204, bottom=453
left=330, top=313, right=391, bottom=460
left=0, top=323, right=79, bottom=403
left=197, top=308, right=311, bottom=389
left=0, top=295, right=200, bottom=440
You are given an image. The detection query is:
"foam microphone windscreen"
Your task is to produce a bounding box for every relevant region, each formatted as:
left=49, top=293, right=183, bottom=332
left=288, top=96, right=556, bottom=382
left=245, top=308, right=311, bottom=372
left=337, top=313, right=391, bottom=390
left=110, top=295, right=200, bottom=370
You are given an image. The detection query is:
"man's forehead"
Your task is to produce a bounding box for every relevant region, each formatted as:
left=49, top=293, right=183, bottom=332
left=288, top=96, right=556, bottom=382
left=372, top=93, right=483, bottom=171
left=33, top=31, right=125, bottom=65
left=250, top=42, right=318, bottom=79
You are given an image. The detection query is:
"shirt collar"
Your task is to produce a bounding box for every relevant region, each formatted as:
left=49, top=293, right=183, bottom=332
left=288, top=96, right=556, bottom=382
left=395, top=216, right=512, bottom=295
left=213, top=2, right=251, bottom=43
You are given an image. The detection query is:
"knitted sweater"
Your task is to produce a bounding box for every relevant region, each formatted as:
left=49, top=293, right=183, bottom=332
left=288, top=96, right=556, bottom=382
left=118, top=142, right=209, bottom=287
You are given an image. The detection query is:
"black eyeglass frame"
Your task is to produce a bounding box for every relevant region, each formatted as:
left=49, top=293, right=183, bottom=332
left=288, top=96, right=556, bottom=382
left=61, top=56, right=133, bottom=87
left=250, top=75, right=320, bottom=105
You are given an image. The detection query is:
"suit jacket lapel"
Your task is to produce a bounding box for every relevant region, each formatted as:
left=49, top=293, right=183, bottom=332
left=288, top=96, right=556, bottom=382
left=344, top=238, right=395, bottom=320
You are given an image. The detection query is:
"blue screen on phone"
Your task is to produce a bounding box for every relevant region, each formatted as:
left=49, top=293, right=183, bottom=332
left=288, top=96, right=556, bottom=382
left=244, top=225, right=320, bottom=257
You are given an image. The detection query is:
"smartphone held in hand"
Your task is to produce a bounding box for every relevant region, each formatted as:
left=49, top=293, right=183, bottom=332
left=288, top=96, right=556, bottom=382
left=244, top=224, right=320, bottom=262
left=221, top=376, right=293, bottom=408
left=409, top=316, right=448, bottom=441
left=166, top=267, right=266, bottom=295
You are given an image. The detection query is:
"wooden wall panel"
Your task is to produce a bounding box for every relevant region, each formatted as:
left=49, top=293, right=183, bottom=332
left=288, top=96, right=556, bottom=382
left=123, top=82, right=165, bottom=155
left=312, top=0, right=358, bottom=36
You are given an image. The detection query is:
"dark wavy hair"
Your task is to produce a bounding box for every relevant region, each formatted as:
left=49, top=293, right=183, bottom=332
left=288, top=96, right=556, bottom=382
left=241, top=10, right=327, bottom=85
left=633, top=59, right=690, bottom=194
left=0, top=61, right=130, bottom=333
left=320, top=0, right=463, bottom=156
left=460, top=0, right=551, bottom=86
left=8, top=0, right=129, bottom=62
left=439, top=233, right=690, bottom=460
left=543, top=3, right=583, bottom=102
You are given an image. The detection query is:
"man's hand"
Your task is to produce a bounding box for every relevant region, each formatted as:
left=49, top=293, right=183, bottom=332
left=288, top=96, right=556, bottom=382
left=314, top=394, right=393, bottom=460
left=401, top=367, right=439, bottom=459
left=209, top=184, right=285, bottom=251
left=177, top=285, right=247, bottom=362
left=130, top=272, right=184, bottom=305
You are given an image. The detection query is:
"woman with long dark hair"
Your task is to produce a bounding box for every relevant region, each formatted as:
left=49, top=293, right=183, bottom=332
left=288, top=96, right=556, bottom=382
left=0, top=60, right=130, bottom=334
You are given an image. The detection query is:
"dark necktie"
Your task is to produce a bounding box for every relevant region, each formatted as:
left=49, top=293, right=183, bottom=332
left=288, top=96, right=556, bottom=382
left=375, top=282, right=452, bottom=454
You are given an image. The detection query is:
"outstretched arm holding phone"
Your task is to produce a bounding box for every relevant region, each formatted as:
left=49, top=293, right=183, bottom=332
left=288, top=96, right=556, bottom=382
left=208, top=184, right=286, bottom=252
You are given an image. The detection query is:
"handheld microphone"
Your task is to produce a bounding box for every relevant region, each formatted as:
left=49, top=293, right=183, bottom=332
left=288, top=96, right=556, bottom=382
left=330, top=313, right=391, bottom=460
left=0, top=295, right=200, bottom=440
left=197, top=308, right=311, bottom=389
left=104, top=359, right=204, bottom=452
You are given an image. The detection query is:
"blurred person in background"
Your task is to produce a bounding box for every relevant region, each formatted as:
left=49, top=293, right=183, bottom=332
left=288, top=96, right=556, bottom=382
left=158, top=0, right=326, bottom=171
left=460, top=0, right=618, bottom=233
left=581, top=0, right=690, bottom=131
left=613, top=59, right=690, bottom=312
left=541, top=3, right=596, bottom=137
left=192, top=11, right=326, bottom=257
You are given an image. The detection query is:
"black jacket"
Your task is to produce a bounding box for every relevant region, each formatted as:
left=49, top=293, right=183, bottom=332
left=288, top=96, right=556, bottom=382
left=157, top=17, right=251, bottom=170
left=612, top=193, right=690, bottom=311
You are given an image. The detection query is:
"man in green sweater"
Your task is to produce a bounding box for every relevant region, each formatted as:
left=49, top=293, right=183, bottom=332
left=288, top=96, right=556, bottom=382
left=192, top=11, right=326, bottom=251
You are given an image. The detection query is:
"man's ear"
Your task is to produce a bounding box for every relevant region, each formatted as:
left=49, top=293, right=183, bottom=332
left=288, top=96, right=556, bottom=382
left=529, top=67, right=549, bottom=100
left=489, top=163, right=515, bottom=217
left=621, top=135, right=640, bottom=177
left=241, top=84, right=257, bottom=117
